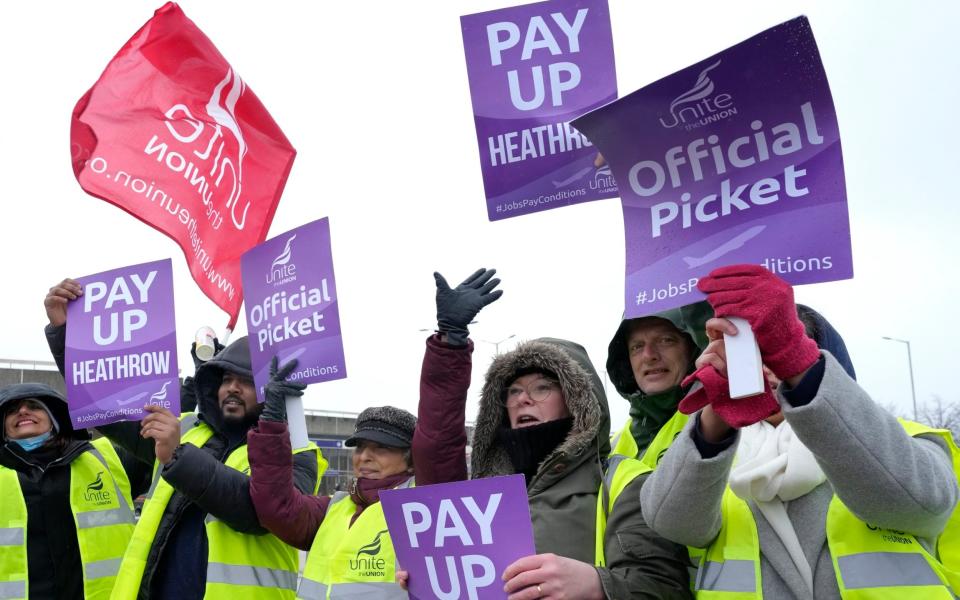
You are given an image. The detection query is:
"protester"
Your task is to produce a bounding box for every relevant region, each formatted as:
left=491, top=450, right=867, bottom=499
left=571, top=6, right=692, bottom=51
left=405, top=268, right=691, bottom=599
left=43, top=278, right=321, bottom=599
left=249, top=360, right=414, bottom=599
left=641, top=264, right=960, bottom=598
left=0, top=382, right=137, bottom=599
left=605, top=302, right=711, bottom=467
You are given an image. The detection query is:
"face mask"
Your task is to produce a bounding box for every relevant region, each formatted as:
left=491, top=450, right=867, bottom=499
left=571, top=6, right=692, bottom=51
left=11, top=431, right=52, bottom=452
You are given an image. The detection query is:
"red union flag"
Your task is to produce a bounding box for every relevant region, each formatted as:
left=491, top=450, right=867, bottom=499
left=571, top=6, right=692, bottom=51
left=71, top=2, right=296, bottom=327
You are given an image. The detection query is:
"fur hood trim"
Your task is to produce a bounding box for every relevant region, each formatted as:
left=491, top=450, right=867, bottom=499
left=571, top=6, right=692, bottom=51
left=471, top=338, right=610, bottom=479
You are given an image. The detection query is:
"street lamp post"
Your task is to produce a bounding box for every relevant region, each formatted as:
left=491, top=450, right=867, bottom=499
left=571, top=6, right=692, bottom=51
left=882, top=336, right=918, bottom=420
left=478, top=334, right=516, bottom=355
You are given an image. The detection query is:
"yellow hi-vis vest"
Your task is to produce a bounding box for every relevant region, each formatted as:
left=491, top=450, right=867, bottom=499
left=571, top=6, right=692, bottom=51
left=111, top=414, right=326, bottom=600
left=297, top=453, right=653, bottom=599
left=595, top=453, right=653, bottom=566
left=691, top=421, right=959, bottom=598
left=0, top=437, right=135, bottom=600
left=610, top=412, right=689, bottom=471
left=610, top=413, right=701, bottom=585
left=298, top=478, right=414, bottom=600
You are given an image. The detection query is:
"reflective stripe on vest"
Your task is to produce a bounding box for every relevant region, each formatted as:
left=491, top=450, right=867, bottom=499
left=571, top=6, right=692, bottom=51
left=595, top=454, right=652, bottom=567
left=0, top=530, right=22, bottom=545
left=299, top=478, right=413, bottom=599
left=0, top=580, right=26, bottom=600
left=0, top=437, right=134, bottom=600
left=692, top=420, right=957, bottom=599
left=698, top=559, right=756, bottom=594
left=111, top=413, right=327, bottom=600
left=610, top=412, right=689, bottom=472
left=85, top=557, right=123, bottom=580
left=836, top=552, right=942, bottom=589
left=207, top=562, right=298, bottom=591
left=298, top=580, right=407, bottom=600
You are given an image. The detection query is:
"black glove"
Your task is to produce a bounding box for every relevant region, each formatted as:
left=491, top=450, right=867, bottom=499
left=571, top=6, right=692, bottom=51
left=190, top=338, right=225, bottom=371
left=261, top=356, right=306, bottom=423
left=435, top=268, right=503, bottom=347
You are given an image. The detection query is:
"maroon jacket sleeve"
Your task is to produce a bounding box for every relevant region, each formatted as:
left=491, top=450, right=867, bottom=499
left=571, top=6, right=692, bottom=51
left=248, top=420, right=331, bottom=550
left=413, top=335, right=473, bottom=485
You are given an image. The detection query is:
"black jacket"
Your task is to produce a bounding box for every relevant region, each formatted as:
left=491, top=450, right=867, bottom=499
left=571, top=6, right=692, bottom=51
left=0, top=382, right=145, bottom=599
left=1, top=439, right=88, bottom=599
left=45, top=325, right=319, bottom=599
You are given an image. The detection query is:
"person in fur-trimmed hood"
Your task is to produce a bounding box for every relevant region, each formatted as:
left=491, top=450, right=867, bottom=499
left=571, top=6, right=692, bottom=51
left=408, top=268, right=692, bottom=600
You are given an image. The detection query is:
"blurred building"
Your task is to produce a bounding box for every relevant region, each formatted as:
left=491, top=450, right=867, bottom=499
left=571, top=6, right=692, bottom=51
left=304, top=409, right=358, bottom=494
left=0, top=358, right=64, bottom=391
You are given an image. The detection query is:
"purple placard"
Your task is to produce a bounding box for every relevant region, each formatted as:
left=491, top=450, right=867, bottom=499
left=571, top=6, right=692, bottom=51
left=241, top=217, right=346, bottom=401
left=66, top=259, right=180, bottom=427
left=461, top=0, right=618, bottom=221
left=573, top=16, right=852, bottom=317
left=382, top=475, right=535, bottom=600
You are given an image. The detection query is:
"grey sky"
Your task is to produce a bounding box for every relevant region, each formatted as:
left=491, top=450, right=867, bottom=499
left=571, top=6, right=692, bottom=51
left=1, top=0, right=957, bottom=427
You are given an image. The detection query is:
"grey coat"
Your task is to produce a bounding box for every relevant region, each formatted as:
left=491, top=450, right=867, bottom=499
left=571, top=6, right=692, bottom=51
left=641, top=352, right=958, bottom=599
left=472, top=338, right=691, bottom=599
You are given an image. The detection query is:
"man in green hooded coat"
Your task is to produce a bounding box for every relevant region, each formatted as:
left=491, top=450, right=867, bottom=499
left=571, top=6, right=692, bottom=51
left=605, top=302, right=712, bottom=468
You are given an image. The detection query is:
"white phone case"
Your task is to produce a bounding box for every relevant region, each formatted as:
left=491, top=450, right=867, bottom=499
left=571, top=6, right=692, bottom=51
left=723, top=317, right=765, bottom=399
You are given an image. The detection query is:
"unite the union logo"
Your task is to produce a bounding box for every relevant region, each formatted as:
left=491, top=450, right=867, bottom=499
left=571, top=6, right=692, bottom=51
left=348, top=529, right=389, bottom=575
left=146, top=69, right=251, bottom=231
left=266, top=234, right=297, bottom=285
left=84, top=471, right=112, bottom=505
left=658, top=59, right=738, bottom=131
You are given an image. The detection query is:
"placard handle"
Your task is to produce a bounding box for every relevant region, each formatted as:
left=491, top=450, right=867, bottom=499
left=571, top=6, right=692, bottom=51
left=723, top=317, right=765, bottom=399
left=286, top=394, right=309, bottom=449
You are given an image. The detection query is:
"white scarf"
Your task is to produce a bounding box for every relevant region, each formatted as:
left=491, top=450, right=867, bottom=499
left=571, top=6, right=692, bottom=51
left=729, top=420, right=826, bottom=594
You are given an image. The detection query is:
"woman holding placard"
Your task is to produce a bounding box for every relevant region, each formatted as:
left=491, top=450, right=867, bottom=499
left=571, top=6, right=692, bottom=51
left=0, top=383, right=137, bottom=599
left=247, top=361, right=415, bottom=599
left=641, top=264, right=960, bottom=598
left=404, top=268, right=692, bottom=599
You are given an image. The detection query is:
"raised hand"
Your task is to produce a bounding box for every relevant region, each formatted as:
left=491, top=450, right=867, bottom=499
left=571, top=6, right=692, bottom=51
left=698, top=264, right=819, bottom=379
left=678, top=317, right=780, bottom=432
left=190, top=338, right=225, bottom=370
left=434, top=268, right=503, bottom=346
left=261, top=356, right=306, bottom=423
left=45, top=278, right=83, bottom=327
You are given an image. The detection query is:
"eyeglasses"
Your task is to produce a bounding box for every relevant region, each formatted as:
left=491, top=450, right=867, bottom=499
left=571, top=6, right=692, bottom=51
left=501, top=379, right=559, bottom=408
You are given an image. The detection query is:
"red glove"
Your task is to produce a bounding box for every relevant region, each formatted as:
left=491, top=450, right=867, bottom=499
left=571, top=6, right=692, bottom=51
left=678, top=365, right=780, bottom=428
left=698, top=264, right=820, bottom=380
